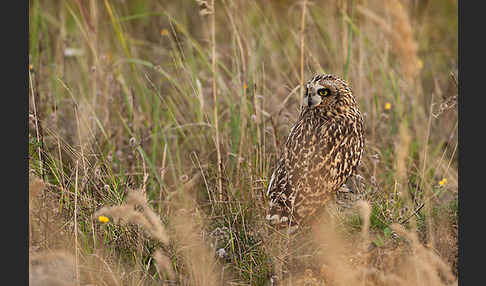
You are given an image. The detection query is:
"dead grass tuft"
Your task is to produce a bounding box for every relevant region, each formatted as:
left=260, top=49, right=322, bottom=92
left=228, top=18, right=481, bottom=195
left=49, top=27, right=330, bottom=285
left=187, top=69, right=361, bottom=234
left=30, top=251, right=76, bottom=286
left=389, top=223, right=457, bottom=285
left=29, top=175, right=45, bottom=201
left=153, top=249, right=176, bottom=281
left=168, top=184, right=225, bottom=285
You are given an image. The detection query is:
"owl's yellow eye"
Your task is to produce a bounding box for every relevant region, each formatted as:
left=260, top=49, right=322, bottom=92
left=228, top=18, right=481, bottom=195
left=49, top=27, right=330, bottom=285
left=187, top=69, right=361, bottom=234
left=317, top=88, right=329, bottom=96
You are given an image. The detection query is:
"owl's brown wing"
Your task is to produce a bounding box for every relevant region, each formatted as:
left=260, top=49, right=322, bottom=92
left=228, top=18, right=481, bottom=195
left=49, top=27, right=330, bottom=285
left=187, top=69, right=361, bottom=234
left=293, top=122, right=363, bottom=221
left=266, top=119, right=363, bottom=231
left=265, top=119, right=314, bottom=230
left=265, top=156, right=292, bottom=227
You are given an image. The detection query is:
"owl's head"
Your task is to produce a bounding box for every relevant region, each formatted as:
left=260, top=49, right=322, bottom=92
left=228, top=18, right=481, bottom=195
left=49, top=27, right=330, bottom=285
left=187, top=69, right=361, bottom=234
left=303, top=73, right=357, bottom=114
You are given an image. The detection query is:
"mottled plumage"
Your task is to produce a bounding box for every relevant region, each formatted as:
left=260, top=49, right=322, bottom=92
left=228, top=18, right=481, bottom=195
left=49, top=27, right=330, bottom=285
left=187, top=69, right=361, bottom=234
left=266, top=74, right=364, bottom=233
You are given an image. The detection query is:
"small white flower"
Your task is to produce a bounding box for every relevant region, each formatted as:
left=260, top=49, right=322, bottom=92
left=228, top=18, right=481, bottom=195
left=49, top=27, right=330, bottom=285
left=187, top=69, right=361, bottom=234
left=64, top=47, right=84, bottom=57
left=216, top=248, right=226, bottom=258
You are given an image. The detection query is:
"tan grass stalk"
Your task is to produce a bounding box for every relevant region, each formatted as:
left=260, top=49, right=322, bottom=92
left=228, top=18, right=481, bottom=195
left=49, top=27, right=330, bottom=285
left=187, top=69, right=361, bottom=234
left=196, top=78, right=205, bottom=119
left=299, top=0, right=308, bottom=106
left=224, top=1, right=248, bottom=185
left=253, top=72, right=262, bottom=175
left=88, top=0, right=100, bottom=121
left=74, top=160, right=80, bottom=285
left=341, top=0, right=348, bottom=66
left=74, top=106, right=87, bottom=181
left=56, top=134, right=66, bottom=205
left=395, top=120, right=411, bottom=188
left=193, top=151, right=213, bottom=203
left=29, top=176, right=45, bottom=247
left=137, top=147, right=149, bottom=193
left=210, top=0, right=223, bottom=201
left=159, top=143, right=168, bottom=214
left=356, top=200, right=371, bottom=248
left=421, top=91, right=435, bottom=247
left=393, top=86, right=413, bottom=215
left=29, top=71, right=43, bottom=178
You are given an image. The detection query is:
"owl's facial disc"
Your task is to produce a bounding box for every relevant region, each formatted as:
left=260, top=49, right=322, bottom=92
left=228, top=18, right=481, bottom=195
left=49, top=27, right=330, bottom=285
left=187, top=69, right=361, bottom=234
left=305, top=83, right=333, bottom=108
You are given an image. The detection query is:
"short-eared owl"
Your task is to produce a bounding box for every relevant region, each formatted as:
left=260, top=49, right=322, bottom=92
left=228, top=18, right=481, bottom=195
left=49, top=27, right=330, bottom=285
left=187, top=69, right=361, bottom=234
left=266, top=74, right=364, bottom=233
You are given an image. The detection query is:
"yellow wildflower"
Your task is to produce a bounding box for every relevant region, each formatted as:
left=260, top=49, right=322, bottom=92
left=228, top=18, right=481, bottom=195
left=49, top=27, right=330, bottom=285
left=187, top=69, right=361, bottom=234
left=29, top=64, right=33, bottom=71
left=438, top=178, right=447, bottom=187
left=384, top=102, right=391, bottom=110
left=106, top=51, right=112, bottom=63
left=98, top=215, right=110, bottom=223
left=160, top=29, right=169, bottom=36
left=417, top=59, right=424, bottom=70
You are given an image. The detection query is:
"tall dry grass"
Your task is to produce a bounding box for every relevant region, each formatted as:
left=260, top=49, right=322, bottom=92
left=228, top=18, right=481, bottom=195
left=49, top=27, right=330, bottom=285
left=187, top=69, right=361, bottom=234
left=299, top=201, right=456, bottom=286
left=29, top=0, right=457, bottom=285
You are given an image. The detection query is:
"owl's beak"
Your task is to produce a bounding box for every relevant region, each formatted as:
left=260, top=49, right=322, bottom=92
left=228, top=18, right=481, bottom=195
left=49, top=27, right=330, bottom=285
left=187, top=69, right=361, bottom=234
left=306, top=94, right=322, bottom=108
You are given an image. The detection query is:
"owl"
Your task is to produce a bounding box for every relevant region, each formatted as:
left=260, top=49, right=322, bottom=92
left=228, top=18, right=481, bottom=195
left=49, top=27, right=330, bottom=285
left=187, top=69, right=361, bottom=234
left=266, top=73, right=364, bottom=233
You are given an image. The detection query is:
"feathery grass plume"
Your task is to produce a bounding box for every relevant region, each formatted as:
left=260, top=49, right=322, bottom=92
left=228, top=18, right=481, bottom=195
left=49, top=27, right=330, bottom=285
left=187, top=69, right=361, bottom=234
left=94, top=190, right=176, bottom=283
left=94, top=190, right=169, bottom=245
left=29, top=178, right=135, bottom=286
left=310, top=212, right=362, bottom=286
left=94, top=185, right=225, bottom=285
left=153, top=249, right=176, bottom=281
left=384, top=0, right=421, bottom=83
left=390, top=223, right=457, bottom=285
left=356, top=1, right=420, bottom=82
left=169, top=181, right=224, bottom=286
